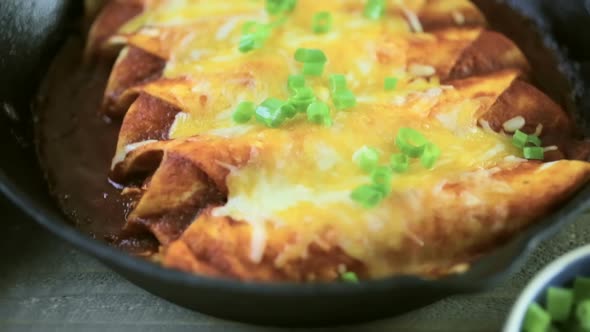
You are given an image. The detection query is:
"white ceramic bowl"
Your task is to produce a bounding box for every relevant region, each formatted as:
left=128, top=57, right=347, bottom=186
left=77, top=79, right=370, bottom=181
left=504, top=244, right=590, bottom=331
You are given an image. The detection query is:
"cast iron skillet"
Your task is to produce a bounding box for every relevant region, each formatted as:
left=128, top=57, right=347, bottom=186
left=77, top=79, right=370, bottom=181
left=1, top=0, right=590, bottom=326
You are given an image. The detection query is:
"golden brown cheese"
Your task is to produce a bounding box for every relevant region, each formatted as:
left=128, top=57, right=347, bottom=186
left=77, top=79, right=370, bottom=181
left=162, top=159, right=590, bottom=281
left=89, top=0, right=590, bottom=281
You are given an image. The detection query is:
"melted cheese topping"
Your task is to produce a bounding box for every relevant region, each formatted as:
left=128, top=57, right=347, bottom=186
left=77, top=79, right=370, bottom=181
left=113, top=0, right=523, bottom=269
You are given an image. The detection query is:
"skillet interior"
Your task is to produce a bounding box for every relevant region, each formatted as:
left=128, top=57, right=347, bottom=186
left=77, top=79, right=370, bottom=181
left=1, top=0, right=590, bottom=326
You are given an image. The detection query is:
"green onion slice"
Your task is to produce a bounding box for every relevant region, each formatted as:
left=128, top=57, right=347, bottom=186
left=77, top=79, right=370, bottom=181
left=421, top=143, right=441, bottom=169
left=302, top=62, right=325, bottom=76
left=384, top=77, right=399, bottom=91
left=396, top=128, right=428, bottom=158
left=288, top=74, right=306, bottom=93
left=255, top=98, right=287, bottom=127
left=239, top=22, right=271, bottom=53
left=232, top=101, right=256, bottom=123
left=280, top=102, right=297, bottom=119
left=294, top=48, right=327, bottom=76
left=527, top=135, right=542, bottom=147
left=330, top=74, right=356, bottom=110
left=353, top=146, right=380, bottom=173
left=574, top=277, right=590, bottom=302
left=523, top=303, right=551, bottom=332
left=390, top=153, right=409, bottom=173
left=329, top=74, right=347, bottom=94
left=546, top=287, right=573, bottom=322
left=371, top=166, right=393, bottom=195
left=350, top=184, right=384, bottom=208
left=512, top=130, right=529, bottom=149
left=364, top=0, right=385, bottom=20
left=238, top=34, right=256, bottom=53
left=523, top=146, right=544, bottom=160
left=306, top=101, right=332, bottom=126
left=289, top=86, right=316, bottom=112
left=333, top=89, right=356, bottom=110
left=294, top=48, right=327, bottom=63
left=266, top=0, right=297, bottom=15
left=341, top=271, right=359, bottom=283
left=578, top=300, right=590, bottom=329
left=312, top=12, right=333, bottom=34
left=513, top=129, right=543, bottom=149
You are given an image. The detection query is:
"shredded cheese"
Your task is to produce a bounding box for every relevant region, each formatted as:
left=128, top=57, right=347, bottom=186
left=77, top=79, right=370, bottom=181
left=402, top=7, right=424, bottom=33
left=408, top=64, right=436, bottom=77
left=502, top=116, right=526, bottom=133
left=111, top=140, right=159, bottom=169
left=452, top=11, right=466, bottom=25
left=534, top=124, right=544, bottom=136
left=110, top=0, right=530, bottom=269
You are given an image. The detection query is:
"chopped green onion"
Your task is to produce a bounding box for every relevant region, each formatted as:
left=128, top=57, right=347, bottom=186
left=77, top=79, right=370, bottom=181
left=329, top=74, right=347, bottom=94
left=546, top=287, right=574, bottom=322
left=266, top=0, right=297, bottom=15
left=239, top=22, right=271, bottom=53
left=288, top=74, right=306, bottom=93
left=238, top=34, right=256, bottom=53
left=371, top=166, right=393, bottom=195
left=421, top=143, right=441, bottom=169
left=523, top=146, right=544, bottom=160
left=302, top=62, right=326, bottom=76
left=523, top=277, right=590, bottom=331
left=512, top=130, right=529, bottom=149
left=390, top=153, right=409, bottom=173
left=353, top=146, right=380, bottom=173
left=350, top=184, right=384, bottom=208
left=333, top=89, right=357, bottom=110
left=574, top=277, right=590, bottom=302
left=294, top=48, right=327, bottom=63
left=241, top=21, right=259, bottom=35
left=523, top=303, right=551, bottom=332
left=578, top=300, right=590, bottom=330
left=294, top=49, right=327, bottom=76
left=289, top=86, right=316, bottom=112
left=280, top=102, right=297, bottom=119
left=341, top=271, right=359, bottom=283
left=232, top=101, right=256, bottom=123
left=329, top=74, right=356, bottom=110
left=396, top=128, right=428, bottom=158
left=255, top=98, right=287, bottom=127
left=364, top=0, right=385, bottom=20
left=527, top=135, right=542, bottom=147
left=242, top=21, right=271, bottom=40
left=384, top=77, right=399, bottom=91
left=259, top=98, right=283, bottom=110
left=513, top=130, right=545, bottom=160
left=513, top=130, right=543, bottom=149
left=312, top=12, right=333, bottom=34
left=306, top=101, right=332, bottom=126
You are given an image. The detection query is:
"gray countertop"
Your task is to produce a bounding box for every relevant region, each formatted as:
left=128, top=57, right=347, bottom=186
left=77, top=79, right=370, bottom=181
left=1, top=196, right=589, bottom=332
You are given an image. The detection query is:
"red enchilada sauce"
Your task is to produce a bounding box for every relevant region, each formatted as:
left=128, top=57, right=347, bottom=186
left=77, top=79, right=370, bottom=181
left=37, top=37, right=158, bottom=255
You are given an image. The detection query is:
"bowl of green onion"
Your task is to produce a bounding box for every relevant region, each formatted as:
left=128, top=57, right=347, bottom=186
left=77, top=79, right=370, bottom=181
left=505, top=245, right=590, bottom=332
